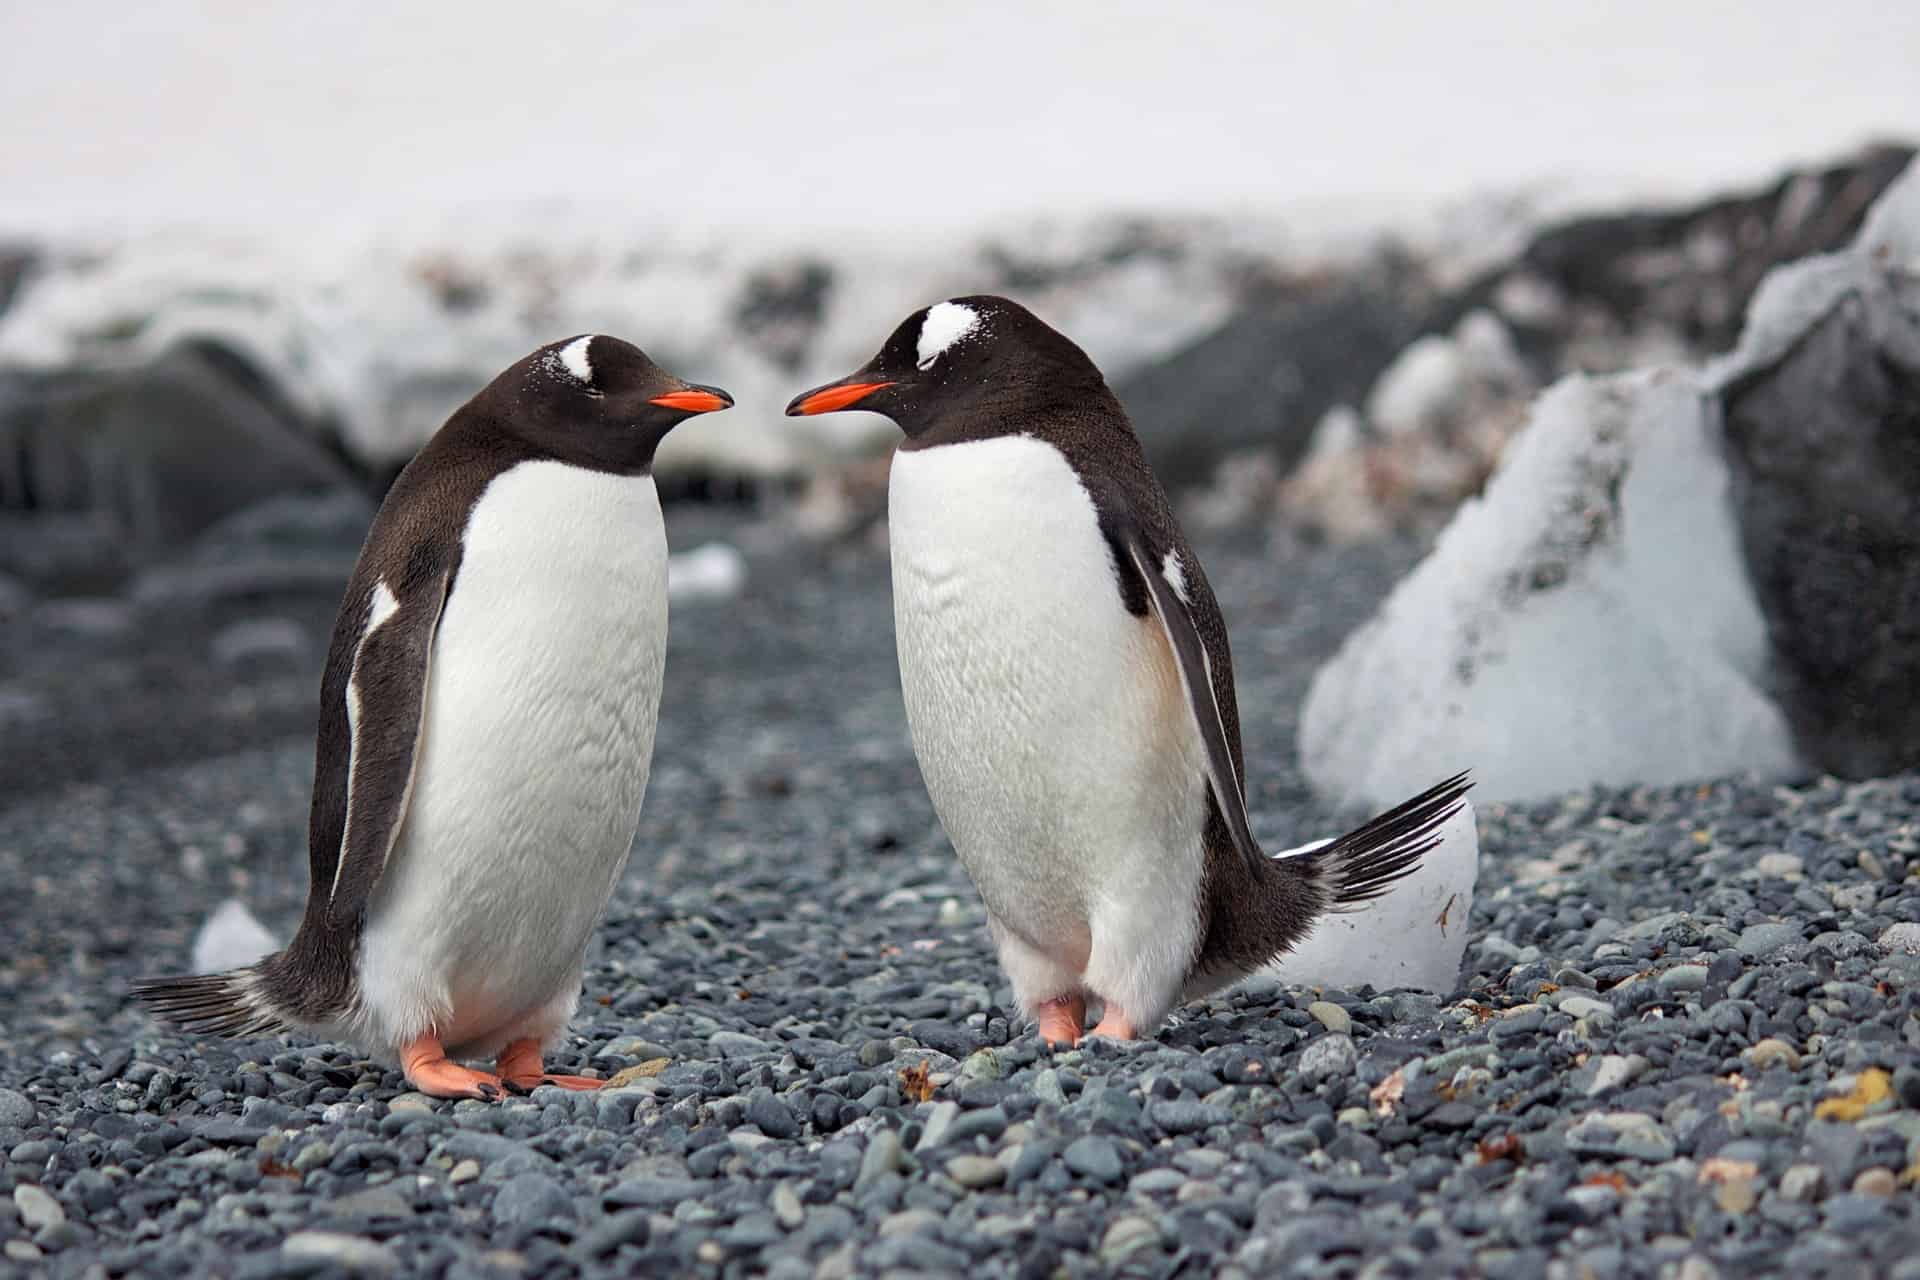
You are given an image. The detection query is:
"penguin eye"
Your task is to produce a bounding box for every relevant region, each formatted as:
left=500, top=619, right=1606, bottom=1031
left=915, top=301, right=982, bottom=371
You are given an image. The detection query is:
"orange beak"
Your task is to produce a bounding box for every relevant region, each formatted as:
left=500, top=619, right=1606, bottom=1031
left=648, top=386, right=734, bottom=413
left=785, top=381, right=894, bottom=416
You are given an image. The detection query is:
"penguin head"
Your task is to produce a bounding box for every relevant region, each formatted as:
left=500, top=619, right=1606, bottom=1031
left=477, top=335, right=733, bottom=472
left=785, top=295, right=1105, bottom=439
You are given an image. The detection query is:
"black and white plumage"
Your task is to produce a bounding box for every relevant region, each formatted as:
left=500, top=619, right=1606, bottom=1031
left=135, top=336, right=732, bottom=1098
left=788, top=296, right=1470, bottom=1043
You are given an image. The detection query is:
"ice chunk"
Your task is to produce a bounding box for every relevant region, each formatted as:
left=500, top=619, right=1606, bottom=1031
left=667, top=542, right=747, bottom=602
left=1301, top=368, right=1800, bottom=808
left=192, top=899, right=277, bottom=974
left=1365, top=334, right=1468, bottom=438
left=1261, top=800, right=1478, bottom=993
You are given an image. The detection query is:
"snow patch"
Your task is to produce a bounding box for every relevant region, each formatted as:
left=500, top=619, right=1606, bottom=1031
left=1707, top=156, right=1920, bottom=394
left=192, top=899, right=277, bottom=974
left=1300, top=368, right=1800, bottom=808
left=0, top=215, right=1279, bottom=481
left=1365, top=335, right=1468, bottom=438
left=916, top=301, right=981, bottom=369
left=667, top=542, right=747, bottom=602
left=1262, top=800, right=1478, bottom=993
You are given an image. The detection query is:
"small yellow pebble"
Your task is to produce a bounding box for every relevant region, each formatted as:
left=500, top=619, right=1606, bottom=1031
left=1813, top=1068, right=1892, bottom=1122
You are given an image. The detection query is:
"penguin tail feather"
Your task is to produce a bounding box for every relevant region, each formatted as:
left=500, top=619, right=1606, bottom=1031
left=131, top=965, right=291, bottom=1039
left=1296, top=771, right=1474, bottom=912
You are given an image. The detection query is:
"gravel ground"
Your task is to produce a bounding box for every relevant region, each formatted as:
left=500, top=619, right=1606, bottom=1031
left=1, top=506, right=1917, bottom=1279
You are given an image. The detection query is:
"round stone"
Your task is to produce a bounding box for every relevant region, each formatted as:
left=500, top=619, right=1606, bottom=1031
left=1743, top=1038, right=1804, bottom=1071
left=945, top=1155, right=1006, bottom=1189
left=1307, top=1002, right=1352, bottom=1034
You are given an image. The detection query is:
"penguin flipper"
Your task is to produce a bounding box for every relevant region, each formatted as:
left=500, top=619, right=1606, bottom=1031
left=1105, top=511, right=1269, bottom=879
left=323, top=566, right=454, bottom=929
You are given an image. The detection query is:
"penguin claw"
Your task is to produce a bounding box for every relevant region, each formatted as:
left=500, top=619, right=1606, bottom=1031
left=501, top=1080, right=531, bottom=1097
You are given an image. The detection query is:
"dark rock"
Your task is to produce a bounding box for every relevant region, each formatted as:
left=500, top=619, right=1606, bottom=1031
left=0, top=345, right=352, bottom=588
left=1423, top=1102, right=1478, bottom=1132
left=0, top=242, right=37, bottom=319
left=1148, top=1100, right=1227, bottom=1135
left=733, top=259, right=834, bottom=374
left=1482, top=144, right=1913, bottom=364
left=605, top=1177, right=704, bottom=1210
left=907, top=1021, right=982, bottom=1060
left=746, top=1096, right=800, bottom=1140
left=573, top=1209, right=650, bottom=1259
left=1113, top=266, right=1431, bottom=487
left=1720, top=271, right=1920, bottom=777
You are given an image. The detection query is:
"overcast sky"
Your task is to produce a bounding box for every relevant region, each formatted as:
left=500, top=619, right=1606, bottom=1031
left=2, top=1, right=1916, bottom=238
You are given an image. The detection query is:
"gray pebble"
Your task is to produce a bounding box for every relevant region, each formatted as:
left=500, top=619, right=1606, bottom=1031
left=771, top=1182, right=805, bottom=1230
left=746, top=1095, right=800, bottom=1140
left=710, top=1031, right=773, bottom=1059
left=573, top=1209, right=651, bottom=1259
left=1560, top=995, right=1615, bottom=1025
left=1739, top=922, right=1804, bottom=956
left=0, top=1089, right=32, bottom=1128
left=491, top=1171, right=574, bottom=1226
left=1063, top=1135, right=1123, bottom=1183
left=1297, top=1034, right=1357, bottom=1078
left=914, top=1100, right=959, bottom=1151
left=1657, top=964, right=1709, bottom=993
left=1148, top=1099, right=1226, bottom=1134
left=1779, top=1164, right=1825, bottom=1202
left=856, top=1129, right=902, bottom=1190
left=605, top=1176, right=702, bottom=1210
left=1100, top=1215, right=1161, bottom=1265
left=1878, top=922, right=1920, bottom=955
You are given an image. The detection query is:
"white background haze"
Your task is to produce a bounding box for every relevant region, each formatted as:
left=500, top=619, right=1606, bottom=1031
left=2, top=1, right=1916, bottom=239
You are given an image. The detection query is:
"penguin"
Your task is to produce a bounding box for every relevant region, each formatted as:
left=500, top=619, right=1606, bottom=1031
left=135, top=335, right=732, bottom=1098
left=787, top=296, right=1470, bottom=1045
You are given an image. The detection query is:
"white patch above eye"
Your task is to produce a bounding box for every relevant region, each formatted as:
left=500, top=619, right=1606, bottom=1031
left=916, top=301, right=981, bottom=370
left=1161, top=551, right=1190, bottom=605
left=558, top=335, right=596, bottom=384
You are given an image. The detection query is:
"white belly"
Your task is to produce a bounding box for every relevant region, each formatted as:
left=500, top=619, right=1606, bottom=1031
left=356, top=462, right=668, bottom=1057
left=888, top=436, right=1207, bottom=967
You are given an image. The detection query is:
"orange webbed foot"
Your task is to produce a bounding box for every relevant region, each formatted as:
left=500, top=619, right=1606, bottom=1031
left=401, top=1036, right=504, bottom=1100
left=496, top=1038, right=604, bottom=1091
left=1087, top=1012, right=1139, bottom=1041
left=1035, top=993, right=1087, bottom=1048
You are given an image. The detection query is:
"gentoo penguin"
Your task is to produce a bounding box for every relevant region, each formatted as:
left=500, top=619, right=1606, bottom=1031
left=136, top=336, right=732, bottom=1098
left=787, top=296, right=1470, bottom=1045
